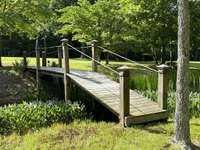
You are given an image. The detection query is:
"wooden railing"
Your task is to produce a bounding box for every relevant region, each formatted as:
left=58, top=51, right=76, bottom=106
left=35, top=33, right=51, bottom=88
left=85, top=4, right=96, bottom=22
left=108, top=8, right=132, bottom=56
left=22, top=38, right=169, bottom=127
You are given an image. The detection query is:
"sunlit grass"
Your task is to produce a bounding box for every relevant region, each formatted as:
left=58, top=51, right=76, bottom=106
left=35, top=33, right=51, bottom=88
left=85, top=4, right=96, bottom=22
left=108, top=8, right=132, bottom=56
left=2, top=57, right=92, bottom=70
left=1, top=57, right=154, bottom=71
left=0, top=119, right=199, bottom=150
left=2, top=57, right=200, bottom=71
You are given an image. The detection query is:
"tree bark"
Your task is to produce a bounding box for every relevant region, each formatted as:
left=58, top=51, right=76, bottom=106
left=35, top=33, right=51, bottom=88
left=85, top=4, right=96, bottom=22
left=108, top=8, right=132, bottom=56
left=175, top=0, right=191, bottom=149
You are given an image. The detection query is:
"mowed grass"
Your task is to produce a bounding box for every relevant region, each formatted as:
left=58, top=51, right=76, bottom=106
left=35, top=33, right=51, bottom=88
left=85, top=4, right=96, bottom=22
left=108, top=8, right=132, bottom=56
left=2, top=57, right=92, bottom=71
left=0, top=119, right=200, bottom=150
left=2, top=57, right=200, bottom=71
left=1, top=57, right=154, bottom=71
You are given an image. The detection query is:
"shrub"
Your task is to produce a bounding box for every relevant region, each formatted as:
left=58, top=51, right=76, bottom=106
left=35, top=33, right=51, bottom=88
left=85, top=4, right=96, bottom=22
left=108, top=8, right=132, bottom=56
left=140, top=90, right=200, bottom=118
left=12, top=60, right=26, bottom=74
left=0, top=101, right=85, bottom=135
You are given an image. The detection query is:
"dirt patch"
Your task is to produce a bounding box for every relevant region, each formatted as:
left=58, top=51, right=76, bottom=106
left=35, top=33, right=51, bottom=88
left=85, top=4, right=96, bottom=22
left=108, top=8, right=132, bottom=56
left=0, top=67, right=37, bottom=105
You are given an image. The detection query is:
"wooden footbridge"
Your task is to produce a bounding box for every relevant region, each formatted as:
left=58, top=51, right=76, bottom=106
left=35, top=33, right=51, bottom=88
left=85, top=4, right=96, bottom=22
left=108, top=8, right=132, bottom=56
left=25, top=39, right=170, bottom=126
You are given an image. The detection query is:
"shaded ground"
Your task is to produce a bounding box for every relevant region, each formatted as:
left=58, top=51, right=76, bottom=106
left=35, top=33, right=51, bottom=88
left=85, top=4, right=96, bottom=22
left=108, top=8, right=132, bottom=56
left=0, top=67, right=36, bottom=105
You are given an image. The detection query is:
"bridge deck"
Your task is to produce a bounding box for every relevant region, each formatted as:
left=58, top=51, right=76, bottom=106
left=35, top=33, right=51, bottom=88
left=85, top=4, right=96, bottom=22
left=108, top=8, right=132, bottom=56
left=28, top=67, right=168, bottom=125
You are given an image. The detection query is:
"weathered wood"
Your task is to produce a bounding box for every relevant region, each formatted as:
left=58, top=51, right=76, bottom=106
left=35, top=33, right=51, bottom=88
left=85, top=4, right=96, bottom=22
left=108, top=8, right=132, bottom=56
left=27, top=66, right=168, bottom=125
left=157, top=64, right=169, bottom=110
left=62, top=39, right=70, bottom=102
left=35, top=39, right=40, bottom=99
left=125, top=111, right=168, bottom=126
left=91, top=40, right=98, bottom=72
left=118, top=66, right=130, bottom=127
left=42, top=51, right=47, bottom=67
left=57, top=47, right=62, bottom=68
left=105, top=51, right=109, bottom=64
left=23, top=51, right=27, bottom=68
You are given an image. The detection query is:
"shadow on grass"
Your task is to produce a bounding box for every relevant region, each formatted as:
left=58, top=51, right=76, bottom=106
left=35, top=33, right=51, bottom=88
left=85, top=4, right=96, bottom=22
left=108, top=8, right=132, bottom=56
left=128, top=119, right=173, bottom=135
left=192, top=144, right=200, bottom=150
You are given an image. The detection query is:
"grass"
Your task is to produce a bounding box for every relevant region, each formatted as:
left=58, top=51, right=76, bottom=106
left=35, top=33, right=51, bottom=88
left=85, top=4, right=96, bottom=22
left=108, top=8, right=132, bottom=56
left=2, top=57, right=92, bottom=71
left=1, top=57, right=200, bottom=149
left=2, top=57, right=200, bottom=71
left=1, top=57, right=154, bottom=71
left=0, top=119, right=199, bottom=150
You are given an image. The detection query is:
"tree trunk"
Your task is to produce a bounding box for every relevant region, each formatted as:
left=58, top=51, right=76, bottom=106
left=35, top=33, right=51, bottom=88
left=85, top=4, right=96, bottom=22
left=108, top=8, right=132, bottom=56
left=80, top=44, right=86, bottom=58
left=175, top=0, right=191, bottom=149
left=160, top=46, right=166, bottom=64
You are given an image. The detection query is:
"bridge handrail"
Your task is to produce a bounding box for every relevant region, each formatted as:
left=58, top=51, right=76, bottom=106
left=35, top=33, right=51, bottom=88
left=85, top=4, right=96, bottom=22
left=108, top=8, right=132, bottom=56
left=38, top=45, right=62, bottom=50
left=45, top=50, right=58, bottom=55
left=97, top=46, right=158, bottom=73
left=68, top=44, right=119, bottom=76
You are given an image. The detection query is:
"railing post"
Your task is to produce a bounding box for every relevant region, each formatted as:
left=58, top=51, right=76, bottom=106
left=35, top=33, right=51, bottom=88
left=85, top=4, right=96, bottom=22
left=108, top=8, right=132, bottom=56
left=91, top=40, right=98, bottom=72
left=58, top=47, right=62, bottom=68
left=118, top=66, right=130, bottom=127
left=105, top=51, right=109, bottom=65
left=23, top=51, right=27, bottom=68
left=157, top=64, right=169, bottom=110
left=0, top=49, right=2, bottom=67
left=36, top=46, right=40, bottom=100
left=42, top=51, right=46, bottom=67
left=61, top=38, right=70, bottom=102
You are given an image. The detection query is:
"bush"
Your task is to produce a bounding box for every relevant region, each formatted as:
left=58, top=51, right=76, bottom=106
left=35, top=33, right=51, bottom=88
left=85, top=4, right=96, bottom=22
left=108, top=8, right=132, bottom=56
left=0, top=101, right=85, bottom=135
left=12, top=60, right=26, bottom=74
left=140, top=90, right=200, bottom=118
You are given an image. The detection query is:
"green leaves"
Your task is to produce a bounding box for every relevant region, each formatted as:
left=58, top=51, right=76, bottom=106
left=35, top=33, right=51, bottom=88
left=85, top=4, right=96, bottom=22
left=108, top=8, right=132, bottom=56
left=57, top=0, right=139, bottom=47
left=0, top=0, right=55, bottom=38
left=0, top=101, right=85, bottom=135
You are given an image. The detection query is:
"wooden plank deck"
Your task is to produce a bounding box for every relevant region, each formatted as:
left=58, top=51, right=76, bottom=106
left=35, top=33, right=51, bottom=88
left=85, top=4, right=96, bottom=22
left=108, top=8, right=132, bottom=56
left=27, top=66, right=168, bottom=125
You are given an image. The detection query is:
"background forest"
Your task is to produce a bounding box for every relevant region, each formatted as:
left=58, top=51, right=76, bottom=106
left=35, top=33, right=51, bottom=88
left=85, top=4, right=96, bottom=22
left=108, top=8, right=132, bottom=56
left=0, top=0, right=200, bottom=62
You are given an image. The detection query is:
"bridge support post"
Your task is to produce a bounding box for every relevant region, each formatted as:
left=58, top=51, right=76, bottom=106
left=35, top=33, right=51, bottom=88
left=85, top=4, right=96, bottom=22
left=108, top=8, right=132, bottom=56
left=23, top=51, right=27, bottom=68
left=91, top=40, right=98, bottom=72
left=157, top=64, right=169, bottom=110
left=104, top=51, right=109, bottom=65
left=36, top=44, right=40, bottom=100
left=58, top=47, right=62, bottom=68
left=118, top=66, right=130, bottom=127
left=42, top=51, right=47, bottom=67
left=62, top=39, right=70, bottom=102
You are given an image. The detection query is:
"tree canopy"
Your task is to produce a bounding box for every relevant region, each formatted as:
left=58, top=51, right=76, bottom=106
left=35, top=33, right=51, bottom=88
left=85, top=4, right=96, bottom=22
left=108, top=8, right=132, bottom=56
left=0, top=0, right=55, bottom=38
left=1, top=0, right=200, bottom=61
left=57, top=0, right=140, bottom=48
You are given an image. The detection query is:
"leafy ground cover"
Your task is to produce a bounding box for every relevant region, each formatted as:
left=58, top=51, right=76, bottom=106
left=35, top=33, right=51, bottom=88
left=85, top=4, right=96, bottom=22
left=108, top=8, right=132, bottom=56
left=0, top=101, right=84, bottom=135
left=0, top=119, right=199, bottom=150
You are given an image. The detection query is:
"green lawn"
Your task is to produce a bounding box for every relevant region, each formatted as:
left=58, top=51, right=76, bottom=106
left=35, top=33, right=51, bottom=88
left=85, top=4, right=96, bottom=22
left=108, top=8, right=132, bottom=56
left=1, top=57, right=155, bottom=71
left=2, top=57, right=92, bottom=70
left=0, top=119, right=199, bottom=150
left=2, top=57, right=200, bottom=71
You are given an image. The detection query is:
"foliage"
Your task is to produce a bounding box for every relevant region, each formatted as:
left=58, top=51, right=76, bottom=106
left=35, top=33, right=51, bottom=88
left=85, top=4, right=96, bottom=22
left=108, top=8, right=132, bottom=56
left=0, top=0, right=56, bottom=38
left=133, top=0, right=177, bottom=62
left=0, top=101, right=85, bottom=134
left=57, top=0, right=139, bottom=48
left=49, top=61, right=58, bottom=67
left=127, top=68, right=200, bottom=92
left=141, top=90, right=200, bottom=118
left=12, top=60, right=26, bottom=74
left=57, top=0, right=200, bottom=61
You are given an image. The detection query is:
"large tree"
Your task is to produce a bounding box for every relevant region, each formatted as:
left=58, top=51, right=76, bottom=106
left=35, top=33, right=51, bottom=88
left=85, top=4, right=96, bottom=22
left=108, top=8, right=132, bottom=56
left=57, top=0, right=139, bottom=49
left=0, top=0, right=55, bottom=66
left=174, top=0, right=191, bottom=149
